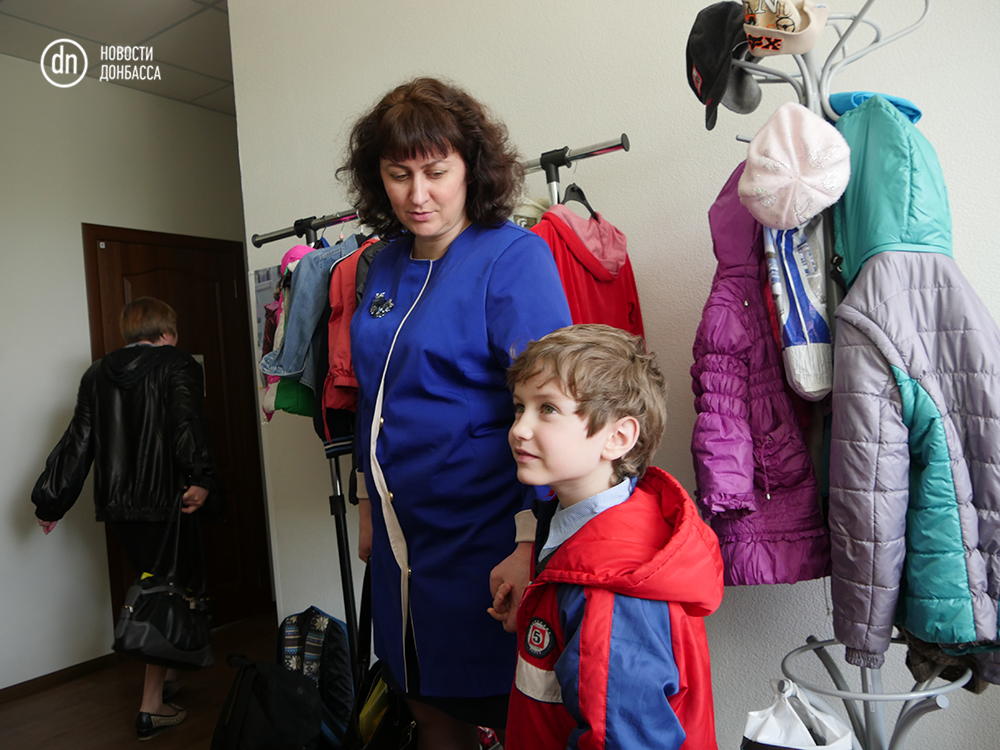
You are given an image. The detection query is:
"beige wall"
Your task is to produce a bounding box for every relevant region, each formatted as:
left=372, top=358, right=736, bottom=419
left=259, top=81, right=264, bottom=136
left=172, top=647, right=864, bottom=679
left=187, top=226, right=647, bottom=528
left=0, top=51, right=245, bottom=690
left=228, top=0, right=1000, bottom=747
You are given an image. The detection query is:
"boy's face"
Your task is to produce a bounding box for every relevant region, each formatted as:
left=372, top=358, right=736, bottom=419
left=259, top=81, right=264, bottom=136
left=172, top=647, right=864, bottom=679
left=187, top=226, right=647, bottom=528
left=509, top=373, right=618, bottom=506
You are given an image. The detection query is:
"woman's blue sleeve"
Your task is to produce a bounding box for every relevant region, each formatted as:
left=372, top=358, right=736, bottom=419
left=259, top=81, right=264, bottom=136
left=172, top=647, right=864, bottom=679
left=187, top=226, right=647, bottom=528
left=485, top=234, right=572, bottom=366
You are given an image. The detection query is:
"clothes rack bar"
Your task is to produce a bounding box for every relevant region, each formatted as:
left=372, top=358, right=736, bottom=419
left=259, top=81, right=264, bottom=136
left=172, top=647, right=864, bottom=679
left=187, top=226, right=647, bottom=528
left=522, top=134, right=630, bottom=206
left=251, top=208, right=359, bottom=248
left=251, top=134, right=630, bottom=246
left=520, top=134, right=630, bottom=175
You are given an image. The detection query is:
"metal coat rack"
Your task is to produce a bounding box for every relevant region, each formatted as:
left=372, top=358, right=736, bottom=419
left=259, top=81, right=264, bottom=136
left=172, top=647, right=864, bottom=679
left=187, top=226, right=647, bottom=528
left=781, top=636, right=970, bottom=750
left=726, top=3, right=967, bottom=749
left=733, top=0, right=930, bottom=118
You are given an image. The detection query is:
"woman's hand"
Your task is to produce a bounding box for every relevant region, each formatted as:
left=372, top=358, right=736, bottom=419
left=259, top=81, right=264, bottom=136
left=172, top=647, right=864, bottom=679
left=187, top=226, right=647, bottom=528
left=181, top=485, right=209, bottom=514
left=489, top=542, right=533, bottom=633
left=358, top=497, right=373, bottom=562
left=37, top=518, right=58, bottom=535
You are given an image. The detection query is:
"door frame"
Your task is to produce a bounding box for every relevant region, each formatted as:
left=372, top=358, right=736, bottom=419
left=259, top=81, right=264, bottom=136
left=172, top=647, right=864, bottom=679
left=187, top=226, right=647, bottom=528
left=81, top=222, right=273, bottom=623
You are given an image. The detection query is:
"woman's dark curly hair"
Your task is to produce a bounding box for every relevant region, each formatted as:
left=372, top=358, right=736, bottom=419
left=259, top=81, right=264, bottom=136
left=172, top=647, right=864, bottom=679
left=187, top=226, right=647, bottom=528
left=338, top=77, right=523, bottom=238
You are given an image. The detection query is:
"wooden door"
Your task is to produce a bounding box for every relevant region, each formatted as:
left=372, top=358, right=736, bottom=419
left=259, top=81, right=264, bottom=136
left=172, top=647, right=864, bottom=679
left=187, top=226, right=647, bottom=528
left=82, top=224, right=272, bottom=628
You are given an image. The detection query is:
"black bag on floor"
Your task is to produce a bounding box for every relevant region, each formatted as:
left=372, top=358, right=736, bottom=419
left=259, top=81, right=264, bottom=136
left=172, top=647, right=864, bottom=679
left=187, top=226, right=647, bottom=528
left=211, top=654, right=322, bottom=750
left=278, top=606, right=354, bottom=748
left=112, top=500, right=213, bottom=670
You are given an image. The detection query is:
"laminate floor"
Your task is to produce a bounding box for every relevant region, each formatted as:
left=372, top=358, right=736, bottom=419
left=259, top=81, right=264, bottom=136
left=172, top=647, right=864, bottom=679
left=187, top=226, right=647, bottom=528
left=0, top=610, right=277, bottom=749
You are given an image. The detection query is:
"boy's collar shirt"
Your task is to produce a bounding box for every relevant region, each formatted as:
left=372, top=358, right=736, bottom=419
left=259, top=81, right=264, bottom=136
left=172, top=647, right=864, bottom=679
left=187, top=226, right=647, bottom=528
left=539, top=475, right=638, bottom=561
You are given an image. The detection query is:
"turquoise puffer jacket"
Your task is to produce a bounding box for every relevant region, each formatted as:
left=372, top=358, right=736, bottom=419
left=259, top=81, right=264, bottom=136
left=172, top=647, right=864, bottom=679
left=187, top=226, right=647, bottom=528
left=829, top=95, right=1000, bottom=679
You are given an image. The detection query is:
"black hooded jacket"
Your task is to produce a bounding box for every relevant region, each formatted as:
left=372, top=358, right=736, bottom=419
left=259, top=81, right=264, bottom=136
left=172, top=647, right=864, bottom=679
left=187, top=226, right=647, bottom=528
left=32, top=344, right=222, bottom=522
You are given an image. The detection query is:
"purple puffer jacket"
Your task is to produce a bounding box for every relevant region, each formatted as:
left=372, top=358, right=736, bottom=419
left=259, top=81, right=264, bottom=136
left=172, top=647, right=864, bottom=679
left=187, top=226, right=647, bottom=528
left=690, top=162, right=830, bottom=586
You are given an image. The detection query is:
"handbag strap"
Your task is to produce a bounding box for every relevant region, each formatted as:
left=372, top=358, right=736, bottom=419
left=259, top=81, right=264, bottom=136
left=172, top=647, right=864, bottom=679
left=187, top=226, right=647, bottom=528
left=149, top=494, right=185, bottom=577
left=187, top=510, right=209, bottom=596
left=358, top=565, right=372, bottom=679
left=148, top=494, right=210, bottom=596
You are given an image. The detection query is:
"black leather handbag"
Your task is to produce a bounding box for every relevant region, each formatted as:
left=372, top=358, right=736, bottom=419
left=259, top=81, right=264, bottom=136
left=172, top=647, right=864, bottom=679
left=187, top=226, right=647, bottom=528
left=113, top=499, right=214, bottom=670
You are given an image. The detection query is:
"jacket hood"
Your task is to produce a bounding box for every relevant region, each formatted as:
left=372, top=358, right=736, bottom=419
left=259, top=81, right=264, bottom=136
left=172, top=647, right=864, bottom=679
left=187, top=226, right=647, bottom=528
left=833, top=95, right=952, bottom=287
left=708, top=161, right=764, bottom=274
left=101, top=344, right=177, bottom=390
left=539, top=467, right=724, bottom=617
left=542, top=204, right=629, bottom=278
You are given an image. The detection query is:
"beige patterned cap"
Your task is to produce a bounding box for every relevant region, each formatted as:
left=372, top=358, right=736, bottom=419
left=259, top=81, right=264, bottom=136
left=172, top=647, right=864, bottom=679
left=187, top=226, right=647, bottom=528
left=738, top=102, right=850, bottom=230
left=744, top=0, right=829, bottom=57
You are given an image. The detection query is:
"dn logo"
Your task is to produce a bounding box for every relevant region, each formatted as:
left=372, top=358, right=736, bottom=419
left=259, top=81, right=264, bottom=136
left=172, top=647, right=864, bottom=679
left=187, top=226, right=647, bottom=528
left=41, top=39, right=88, bottom=88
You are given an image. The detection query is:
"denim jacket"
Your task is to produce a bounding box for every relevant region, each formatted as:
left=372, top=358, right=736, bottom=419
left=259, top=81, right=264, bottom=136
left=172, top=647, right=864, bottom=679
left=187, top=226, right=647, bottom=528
left=260, top=234, right=359, bottom=391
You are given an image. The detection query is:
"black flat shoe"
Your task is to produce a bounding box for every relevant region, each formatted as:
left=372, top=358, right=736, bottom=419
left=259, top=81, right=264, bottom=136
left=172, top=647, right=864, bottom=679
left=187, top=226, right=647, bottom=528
left=135, top=704, right=187, bottom=740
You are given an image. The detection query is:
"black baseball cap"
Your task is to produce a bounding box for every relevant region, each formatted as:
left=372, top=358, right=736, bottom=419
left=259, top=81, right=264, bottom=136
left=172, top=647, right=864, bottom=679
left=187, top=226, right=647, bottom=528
left=686, top=2, right=761, bottom=130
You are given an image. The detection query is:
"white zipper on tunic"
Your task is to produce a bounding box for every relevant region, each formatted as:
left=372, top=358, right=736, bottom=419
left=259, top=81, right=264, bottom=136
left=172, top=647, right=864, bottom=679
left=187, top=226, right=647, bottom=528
left=369, top=258, right=434, bottom=692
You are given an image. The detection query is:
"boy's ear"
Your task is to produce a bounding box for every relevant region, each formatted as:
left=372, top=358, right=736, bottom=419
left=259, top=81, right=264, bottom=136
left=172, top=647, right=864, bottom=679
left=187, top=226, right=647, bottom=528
left=602, top=416, right=640, bottom=461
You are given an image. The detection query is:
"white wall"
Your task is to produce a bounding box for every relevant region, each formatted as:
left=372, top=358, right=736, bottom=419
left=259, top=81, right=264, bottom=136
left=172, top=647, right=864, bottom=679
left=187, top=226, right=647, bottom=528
left=0, top=52, right=245, bottom=690
left=227, top=0, right=1000, bottom=747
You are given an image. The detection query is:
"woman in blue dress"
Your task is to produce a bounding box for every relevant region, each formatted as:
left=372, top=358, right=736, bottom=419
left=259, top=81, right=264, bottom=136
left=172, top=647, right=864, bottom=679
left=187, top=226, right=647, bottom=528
left=343, top=77, right=572, bottom=749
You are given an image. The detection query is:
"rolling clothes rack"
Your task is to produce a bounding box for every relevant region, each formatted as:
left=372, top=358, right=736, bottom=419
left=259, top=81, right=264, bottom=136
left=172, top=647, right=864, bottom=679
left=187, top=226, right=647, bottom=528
left=725, top=3, right=958, bottom=749
left=251, top=133, right=631, bottom=248
left=253, top=205, right=364, bottom=687
left=251, top=132, right=631, bottom=691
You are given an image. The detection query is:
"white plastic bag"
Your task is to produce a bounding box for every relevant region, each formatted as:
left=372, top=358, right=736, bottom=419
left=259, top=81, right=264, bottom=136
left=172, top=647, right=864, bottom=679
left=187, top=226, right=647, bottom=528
left=742, top=679, right=853, bottom=749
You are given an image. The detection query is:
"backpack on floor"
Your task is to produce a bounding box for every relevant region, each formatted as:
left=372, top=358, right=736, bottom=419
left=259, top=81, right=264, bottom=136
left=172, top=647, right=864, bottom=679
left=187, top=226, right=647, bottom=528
left=211, top=654, right=322, bottom=750
left=278, top=606, right=355, bottom=748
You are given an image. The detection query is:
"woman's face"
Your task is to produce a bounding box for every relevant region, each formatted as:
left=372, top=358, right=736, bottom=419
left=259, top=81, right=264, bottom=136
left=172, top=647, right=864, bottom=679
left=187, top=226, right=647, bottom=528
left=380, top=149, right=470, bottom=259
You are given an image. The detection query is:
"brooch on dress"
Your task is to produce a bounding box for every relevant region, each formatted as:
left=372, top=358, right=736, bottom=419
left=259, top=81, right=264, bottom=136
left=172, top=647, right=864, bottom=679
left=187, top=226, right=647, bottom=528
left=369, top=292, right=394, bottom=318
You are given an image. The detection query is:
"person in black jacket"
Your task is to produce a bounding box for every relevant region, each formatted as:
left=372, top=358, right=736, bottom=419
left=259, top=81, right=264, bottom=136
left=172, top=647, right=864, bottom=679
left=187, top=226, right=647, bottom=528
left=32, top=297, right=222, bottom=740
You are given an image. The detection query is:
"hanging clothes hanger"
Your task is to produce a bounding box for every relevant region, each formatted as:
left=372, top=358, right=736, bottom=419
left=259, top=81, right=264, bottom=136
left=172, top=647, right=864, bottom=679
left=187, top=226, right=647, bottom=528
left=561, top=183, right=598, bottom=220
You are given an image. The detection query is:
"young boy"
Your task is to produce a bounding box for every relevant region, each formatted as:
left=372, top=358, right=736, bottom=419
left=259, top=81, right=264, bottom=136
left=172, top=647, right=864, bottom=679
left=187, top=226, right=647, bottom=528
left=493, top=324, right=723, bottom=750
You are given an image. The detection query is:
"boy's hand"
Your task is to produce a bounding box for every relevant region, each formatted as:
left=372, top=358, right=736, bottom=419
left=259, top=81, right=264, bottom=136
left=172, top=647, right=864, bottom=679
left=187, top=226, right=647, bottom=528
left=38, top=518, right=58, bottom=534
left=488, top=581, right=514, bottom=624
left=489, top=542, right=532, bottom=633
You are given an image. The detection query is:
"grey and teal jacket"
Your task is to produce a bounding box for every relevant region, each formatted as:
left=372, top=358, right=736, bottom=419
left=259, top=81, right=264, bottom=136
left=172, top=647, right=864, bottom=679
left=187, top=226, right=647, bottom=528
left=829, top=96, right=1000, bottom=675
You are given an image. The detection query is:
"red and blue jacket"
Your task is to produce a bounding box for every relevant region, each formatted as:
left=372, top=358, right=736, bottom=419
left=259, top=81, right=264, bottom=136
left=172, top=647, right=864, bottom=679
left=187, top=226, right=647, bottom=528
left=506, top=467, right=723, bottom=750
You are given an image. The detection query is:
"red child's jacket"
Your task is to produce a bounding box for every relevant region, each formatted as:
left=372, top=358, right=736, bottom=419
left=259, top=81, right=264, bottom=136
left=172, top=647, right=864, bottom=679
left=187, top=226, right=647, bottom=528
left=531, top=204, right=645, bottom=338
left=506, top=467, right=724, bottom=750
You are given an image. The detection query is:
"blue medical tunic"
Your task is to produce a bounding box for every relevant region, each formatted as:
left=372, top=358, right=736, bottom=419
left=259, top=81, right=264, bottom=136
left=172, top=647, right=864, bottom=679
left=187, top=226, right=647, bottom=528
left=351, top=220, right=571, bottom=698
